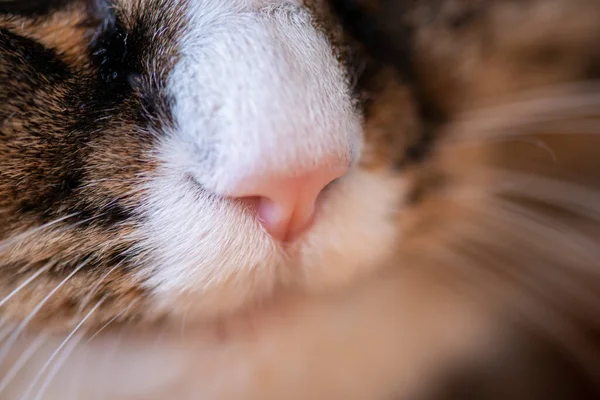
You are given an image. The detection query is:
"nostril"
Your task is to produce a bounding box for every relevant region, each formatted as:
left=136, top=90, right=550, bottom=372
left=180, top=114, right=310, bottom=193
left=228, top=165, right=349, bottom=242
left=254, top=190, right=325, bottom=242
left=254, top=196, right=317, bottom=242
left=323, top=177, right=343, bottom=191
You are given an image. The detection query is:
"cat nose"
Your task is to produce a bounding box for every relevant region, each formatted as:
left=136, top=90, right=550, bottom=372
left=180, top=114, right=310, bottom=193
left=228, top=163, right=349, bottom=242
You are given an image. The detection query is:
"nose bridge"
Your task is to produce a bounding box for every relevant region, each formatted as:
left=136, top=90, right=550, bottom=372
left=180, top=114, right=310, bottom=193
left=226, top=120, right=354, bottom=183
left=211, top=10, right=360, bottom=194
left=169, top=2, right=362, bottom=195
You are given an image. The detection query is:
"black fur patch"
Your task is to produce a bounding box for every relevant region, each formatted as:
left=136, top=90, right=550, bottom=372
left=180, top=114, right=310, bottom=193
left=331, top=0, right=447, bottom=170
left=418, top=329, right=600, bottom=400
left=90, top=11, right=137, bottom=90
left=0, top=29, right=71, bottom=82
left=0, top=0, right=76, bottom=16
left=1, top=0, right=182, bottom=235
left=87, top=0, right=177, bottom=128
left=1, top=22, right=140, bottom=227
left=330, top=0, right=418, bottom=84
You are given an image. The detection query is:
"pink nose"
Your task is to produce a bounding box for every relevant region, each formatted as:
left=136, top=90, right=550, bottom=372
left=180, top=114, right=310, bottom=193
left=228, top=164, right=349, bottom=242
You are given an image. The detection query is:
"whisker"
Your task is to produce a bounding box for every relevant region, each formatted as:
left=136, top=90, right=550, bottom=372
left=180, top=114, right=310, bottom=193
left=76, top=178, right=141, bottom=188
left=82, top=303, right=132, bottom=346
left=0, top=322, right=16, bottom=343
left=30, top=333, right=85, bottom=400
left=441, top=83, right=600, bottom=144
left=520, top=119, right=600, bottom=136
left=0, top=213, right=80, bottom=253
left=0, top=262, right=53, bottom=309
left=446, top=189, right=600, bottom=288
left=77, top=261, right=122, bottom=313
left=418, top=241, right=600, bottom=385
left=489, top=197, right=600, bottom=264
left=0, top=259, right=90, bottom=368
left=0, top=333, right=47, bottom=395
left=482, top=168, right=600, bottom=222
left=66, top=339, right=88, bottom=400
left=0, top=215, right=107, bottom=265
left=0, top=316, right=9, bottom=331
left=180, top=302, right=193, bottom=342
left=21, top=298, right=104, bottom=400
left=100, top=324, right=130, bottom=400
left=436, top=191, right=600, bottom=335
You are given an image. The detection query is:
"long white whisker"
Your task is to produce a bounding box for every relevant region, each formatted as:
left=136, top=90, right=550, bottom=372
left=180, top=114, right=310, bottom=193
left=77, top=262, right=122, bottom=313
left=483, top=168, right=600, bottom=221
left=82, top=303, right=131, bottom=346
left=0, top=333, right=47, bottom=395
left=521, top=119, right=600, bottom=136
left=0, top=213, right=79, bottom=253
left=442, top=84, right=600, bottom=144
left=0, top=317, right=9, bottom=340
left=0, top=262, right=53, bottom=309
left=0, top=259, right=90, bottom=368
left=448, top=189, right=600, bottom=272
left=67, top=339, right=88, bottom=400
left=492, top=198, right=600, bottom=262
left=21, top=298, right=104, bottom=400
left=30, top=333, right=84, bottom=400
left=0, top=322, right=15, bottom=343
left=439, top=195, right=600, bottom=324
left=100, top=324, right=130, bottom=400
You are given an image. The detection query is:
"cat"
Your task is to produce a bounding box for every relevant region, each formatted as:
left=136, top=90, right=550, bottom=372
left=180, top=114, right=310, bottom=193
left=0, top=0, right=599, bottom=398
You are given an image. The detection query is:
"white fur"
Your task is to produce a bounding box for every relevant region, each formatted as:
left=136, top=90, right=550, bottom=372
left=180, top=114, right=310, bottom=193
left=141, top=167, right=405, bottom=319
left=167, top=0, right=361, bottom=194
left=136, top=0, right=404, bottom=320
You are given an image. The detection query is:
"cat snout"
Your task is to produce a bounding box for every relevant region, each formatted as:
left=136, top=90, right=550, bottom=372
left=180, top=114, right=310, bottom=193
left=225, top=160, right=349, bottom=242
left=163, top=1, right=363, bottom=242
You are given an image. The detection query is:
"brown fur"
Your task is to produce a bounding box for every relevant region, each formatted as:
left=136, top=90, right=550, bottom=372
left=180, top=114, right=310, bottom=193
left=0, top=0, right=162, bottom=330
left=334, top=0, right=600, bottom=397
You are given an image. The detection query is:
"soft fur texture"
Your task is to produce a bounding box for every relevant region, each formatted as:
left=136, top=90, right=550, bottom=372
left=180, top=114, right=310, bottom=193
left=0, top=0, right=403, bottom=328
left=1, top=0, right=600, bottom=399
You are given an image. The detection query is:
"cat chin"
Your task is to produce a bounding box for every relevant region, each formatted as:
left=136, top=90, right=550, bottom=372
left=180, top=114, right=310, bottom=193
left=140, top=168, right=406, bottom=322
left=5, top=267, right=495, bottom=400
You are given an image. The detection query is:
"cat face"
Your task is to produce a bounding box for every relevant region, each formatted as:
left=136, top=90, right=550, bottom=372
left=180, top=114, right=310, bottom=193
left=0, top=0, right=409, bottom=330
